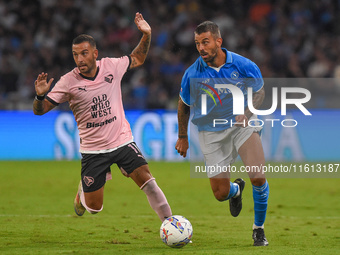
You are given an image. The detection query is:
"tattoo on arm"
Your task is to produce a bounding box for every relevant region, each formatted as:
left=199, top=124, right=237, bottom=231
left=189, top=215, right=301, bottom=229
left=130, top=57, right=137, bottom=68
left=33, top=98, right=55, bottom=115
left=244, top=87, right=265, bottom=119
left=130, top=34, right=151, bottom=69
left=135, top=34, right=150, bottom=55
left=33, top=99, right=45, bottom=115
left=177, top=98, right=190, bottom=138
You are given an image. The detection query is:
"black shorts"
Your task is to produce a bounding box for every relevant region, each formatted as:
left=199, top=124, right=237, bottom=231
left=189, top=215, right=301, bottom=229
left=80, top=142, right=148, bottom=192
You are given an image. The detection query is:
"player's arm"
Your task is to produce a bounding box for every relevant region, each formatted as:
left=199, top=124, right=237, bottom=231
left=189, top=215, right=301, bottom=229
left=33, top=72, right=56, bottom=115
left=235, top=86, right=265, bottom=127
left=246, top=86, right=265, bottom=118
left=129, top=12, right=151, bottom=69
left=175, top=98, right=190, bottom=158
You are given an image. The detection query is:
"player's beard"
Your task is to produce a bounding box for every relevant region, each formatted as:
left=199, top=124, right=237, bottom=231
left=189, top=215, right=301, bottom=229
left=201, top=47, right=219, bottom=66
left=78, top=60, right=96, bottom=75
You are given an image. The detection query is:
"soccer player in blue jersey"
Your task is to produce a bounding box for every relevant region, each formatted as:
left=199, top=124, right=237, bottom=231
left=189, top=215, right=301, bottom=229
left=175, top=21, right=269, bottom=246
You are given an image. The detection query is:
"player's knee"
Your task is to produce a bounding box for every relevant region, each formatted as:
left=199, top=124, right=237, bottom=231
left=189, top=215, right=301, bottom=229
left=251, top=177, right=266, bottom=187
left=213, top=189, right=229, bottom=201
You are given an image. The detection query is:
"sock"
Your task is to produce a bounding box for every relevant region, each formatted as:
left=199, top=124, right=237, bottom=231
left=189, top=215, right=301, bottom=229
left=141, top=178, right=172, bottom=221
left=252, top=180, right=269, bottom=227
left=253, top=223, right=264, bottom=230
left=226, top=181, right=239, bottom=200
left=80, top=191, right=103, bottom=214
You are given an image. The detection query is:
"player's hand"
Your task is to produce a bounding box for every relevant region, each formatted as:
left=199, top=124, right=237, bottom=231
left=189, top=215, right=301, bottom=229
left=134, top=12, right=151, bottom=35
left=175, top=138, right=189, bottom=158
left=34, top=72, right=54, bottom=96
left=234, top=115, right=248, bottom=128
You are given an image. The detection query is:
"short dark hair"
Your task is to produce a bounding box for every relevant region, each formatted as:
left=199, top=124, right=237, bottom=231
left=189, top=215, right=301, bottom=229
left=194, top=21, right=221, bottom=39
left=72, top=34, right=96, bottom=48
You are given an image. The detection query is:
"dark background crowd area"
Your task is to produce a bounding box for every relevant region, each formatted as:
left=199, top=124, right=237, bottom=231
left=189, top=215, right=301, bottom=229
left=0, top=0, right=339, bottom=110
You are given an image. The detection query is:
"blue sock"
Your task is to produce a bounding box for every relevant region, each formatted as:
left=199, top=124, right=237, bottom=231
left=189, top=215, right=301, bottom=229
left=226, top=181, right=239, bottom=200
left=253, top=180, right=269, bottom=227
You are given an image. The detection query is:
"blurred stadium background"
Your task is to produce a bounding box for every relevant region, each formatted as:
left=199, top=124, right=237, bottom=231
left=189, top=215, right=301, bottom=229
left=0, top=0, right=340, bottom=110
left=0, top=1, right=339, bottom=254
left=0, top=0, right=339, bottom=162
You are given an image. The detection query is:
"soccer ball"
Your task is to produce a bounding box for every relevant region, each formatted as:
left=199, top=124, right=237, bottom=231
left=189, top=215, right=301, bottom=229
left=160, top=215, right=193, bottom=248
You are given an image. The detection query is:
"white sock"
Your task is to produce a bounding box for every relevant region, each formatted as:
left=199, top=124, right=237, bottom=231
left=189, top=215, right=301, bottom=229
left=253, top=223, right=264, bottom=230
left=233, top=183, right=240, bottom=198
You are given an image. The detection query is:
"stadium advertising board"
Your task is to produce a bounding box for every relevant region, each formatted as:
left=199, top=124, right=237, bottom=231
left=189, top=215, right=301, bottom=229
left=0, top=110, right=339, bottom=162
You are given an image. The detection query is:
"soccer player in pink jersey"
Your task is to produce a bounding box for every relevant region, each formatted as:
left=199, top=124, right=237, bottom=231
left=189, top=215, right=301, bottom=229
left=33, top=13, right=172, bottom=221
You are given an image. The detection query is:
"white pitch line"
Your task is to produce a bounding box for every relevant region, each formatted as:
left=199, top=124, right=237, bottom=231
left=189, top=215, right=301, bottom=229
left=0, top=215, right=339, bottom=219
left=0, top=214, right=155, bottom=218
left=0, top=214, right=74, bottom=218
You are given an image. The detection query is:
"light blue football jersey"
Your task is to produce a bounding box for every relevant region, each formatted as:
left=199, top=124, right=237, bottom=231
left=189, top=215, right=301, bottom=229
left=180, top=48, right=264, bottom=131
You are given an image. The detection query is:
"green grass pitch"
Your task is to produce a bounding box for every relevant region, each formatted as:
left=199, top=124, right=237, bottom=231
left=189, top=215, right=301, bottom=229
left=0, top=161, right=339, bottom=255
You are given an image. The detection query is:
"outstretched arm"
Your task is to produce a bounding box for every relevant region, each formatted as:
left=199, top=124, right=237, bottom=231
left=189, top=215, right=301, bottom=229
left=33, top=72, right=56, bottom=115
left=175, top=98, right=191, bottom=158
left=129, top=12, right=151, bottom=69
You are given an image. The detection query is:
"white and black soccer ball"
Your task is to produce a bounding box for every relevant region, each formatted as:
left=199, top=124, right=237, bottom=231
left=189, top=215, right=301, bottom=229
left=160, top=215, right=193, bottom=248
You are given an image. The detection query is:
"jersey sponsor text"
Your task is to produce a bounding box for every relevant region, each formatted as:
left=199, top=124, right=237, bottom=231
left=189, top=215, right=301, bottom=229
left=86, top=116, right=117, bottom=128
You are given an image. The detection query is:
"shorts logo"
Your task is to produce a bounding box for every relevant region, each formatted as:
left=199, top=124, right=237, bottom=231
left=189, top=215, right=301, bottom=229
left=83, top=176, right=94, bottom=187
